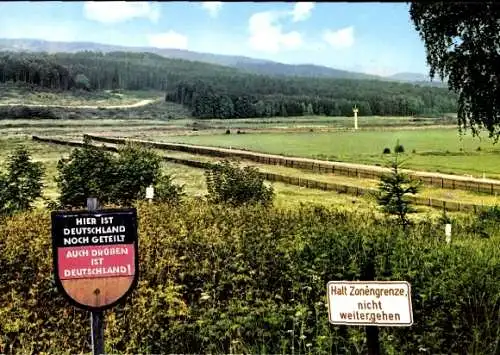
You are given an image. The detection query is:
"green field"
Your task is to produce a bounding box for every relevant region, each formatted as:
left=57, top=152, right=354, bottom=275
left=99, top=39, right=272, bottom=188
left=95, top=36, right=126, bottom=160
left=157, top=128, right=500, bottom=178
left=2, top=135, right=481, bottom=218
left=0, top=119, right=188, bottom=138
left=145, top=148, right=500, bottom=206
left=1, top=99, right=498, bottom=213
left=0, top=137, right=382, bottom=214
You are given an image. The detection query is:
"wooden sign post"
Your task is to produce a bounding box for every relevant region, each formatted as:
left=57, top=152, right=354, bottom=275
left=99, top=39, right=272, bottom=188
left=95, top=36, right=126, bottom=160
left=51, top=202, right=139, bottom=355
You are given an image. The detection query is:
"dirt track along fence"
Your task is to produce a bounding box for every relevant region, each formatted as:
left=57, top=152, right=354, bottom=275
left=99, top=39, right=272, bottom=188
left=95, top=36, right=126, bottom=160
left=33, top=135, right=493, bottom=213
left=83, top=134, right=500, bottom=196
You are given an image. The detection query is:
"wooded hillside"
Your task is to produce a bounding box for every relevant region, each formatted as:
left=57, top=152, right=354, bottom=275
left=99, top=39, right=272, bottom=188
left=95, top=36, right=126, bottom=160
left=0, top=51, right=457, bottom=118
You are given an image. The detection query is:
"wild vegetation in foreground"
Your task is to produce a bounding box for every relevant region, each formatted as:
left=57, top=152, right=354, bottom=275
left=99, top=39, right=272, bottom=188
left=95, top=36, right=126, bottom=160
left=1, top=134, right=499, bottom=354
left=1, top=201, right=499, bottom=354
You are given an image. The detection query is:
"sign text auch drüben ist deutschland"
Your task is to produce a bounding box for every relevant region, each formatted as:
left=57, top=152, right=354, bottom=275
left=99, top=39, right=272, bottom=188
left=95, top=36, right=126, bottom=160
left=327, top=281, right=413, bottom=326
left=52, top=208, right=138, bottom=311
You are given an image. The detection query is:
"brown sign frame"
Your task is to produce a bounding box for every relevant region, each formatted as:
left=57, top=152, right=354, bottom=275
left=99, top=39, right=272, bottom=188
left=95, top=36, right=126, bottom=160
left=51, top=208, right=139, bottom=312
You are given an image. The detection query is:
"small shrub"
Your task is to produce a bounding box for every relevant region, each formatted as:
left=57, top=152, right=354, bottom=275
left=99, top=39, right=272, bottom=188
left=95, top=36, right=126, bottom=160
left=153, top=174, right=184, bottom=203
left=395, top=143, right=405, bottom=153
left=205, top=160, right=274, bottom=206
left=225, top=129, right=231, bottom=135
left=476, top=146, right=482, bottom=151
left=469, top=206, right=500, bottom=238
left=412, top=149, right=417, bottom=154
left=383, top=147, right=391, bottom=154
left=439, top=208, right=452, bottom=224
left=110, top=143, right=164, bottom=205
left=0, top=106, right=59, bottom=119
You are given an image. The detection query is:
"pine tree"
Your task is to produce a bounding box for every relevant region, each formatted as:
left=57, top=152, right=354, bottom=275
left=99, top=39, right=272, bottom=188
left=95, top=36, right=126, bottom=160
left=0, top=147, right=44, bottom=216
left=377, top=142, right=421, bottom=227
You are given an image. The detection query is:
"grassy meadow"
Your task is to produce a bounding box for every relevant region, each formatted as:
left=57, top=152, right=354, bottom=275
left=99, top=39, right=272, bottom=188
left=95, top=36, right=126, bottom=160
left=0, top=136, right=391, bottom=212
left=4, top=133, right=497, bottom=219
left=156, top=128, right=500, bottom=179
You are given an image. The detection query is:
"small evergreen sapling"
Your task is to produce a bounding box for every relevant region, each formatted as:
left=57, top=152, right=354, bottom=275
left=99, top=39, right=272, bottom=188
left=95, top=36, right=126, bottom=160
left=377, top=142, right=421, bottom=227
left=0, top=147, right=44, bottom=216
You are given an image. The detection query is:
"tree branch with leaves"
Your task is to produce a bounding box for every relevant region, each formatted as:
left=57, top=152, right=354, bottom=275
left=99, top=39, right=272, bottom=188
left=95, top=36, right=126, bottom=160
left=410, top=2, right=500, bottom=139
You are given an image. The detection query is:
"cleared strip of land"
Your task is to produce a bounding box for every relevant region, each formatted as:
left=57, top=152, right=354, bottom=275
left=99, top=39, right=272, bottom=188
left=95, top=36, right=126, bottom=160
left=32, top=135, right=496, bottom=213
left=0, top=99, right=157, bottom=109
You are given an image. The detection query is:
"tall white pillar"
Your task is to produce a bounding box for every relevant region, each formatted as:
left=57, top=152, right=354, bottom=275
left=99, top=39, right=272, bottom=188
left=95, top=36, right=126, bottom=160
left=353, top=106, right=359, bottom=130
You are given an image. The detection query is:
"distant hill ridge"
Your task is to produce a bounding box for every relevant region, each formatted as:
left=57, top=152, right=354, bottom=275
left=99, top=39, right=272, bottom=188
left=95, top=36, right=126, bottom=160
left=0, top=38, right=446, bottom=87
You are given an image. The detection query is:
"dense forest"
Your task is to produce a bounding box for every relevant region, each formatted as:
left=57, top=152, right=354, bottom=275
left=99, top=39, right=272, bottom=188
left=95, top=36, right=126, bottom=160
left=0, top=51, right=458, bottom=118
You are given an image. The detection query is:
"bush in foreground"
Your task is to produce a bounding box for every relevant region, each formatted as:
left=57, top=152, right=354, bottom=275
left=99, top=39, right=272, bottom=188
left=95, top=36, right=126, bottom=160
left=0, top=202, right=498, bottom=354
left=205, top=160, right=274, bottom=206
left=55, top=138, right=182, bottom=208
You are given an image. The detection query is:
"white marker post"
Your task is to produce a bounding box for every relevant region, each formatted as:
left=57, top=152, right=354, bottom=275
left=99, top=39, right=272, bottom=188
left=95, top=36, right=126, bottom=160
left=146, top=185, right=154, bottom=204
left=445, top=223, right=452, bottom=244
left=353, top=105, right=359, bottom=130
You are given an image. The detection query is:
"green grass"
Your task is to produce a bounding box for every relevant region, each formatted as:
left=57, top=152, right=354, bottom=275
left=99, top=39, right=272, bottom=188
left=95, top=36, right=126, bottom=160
left=1, top=119, right=191, bottom=139
left=160, top=160, right=469, bottom=220
left=146, top=149, right=500, bottom=206
left=156, top=129, right=500, bottom=179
